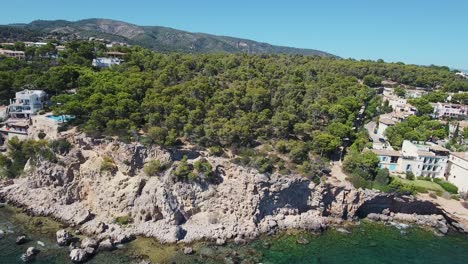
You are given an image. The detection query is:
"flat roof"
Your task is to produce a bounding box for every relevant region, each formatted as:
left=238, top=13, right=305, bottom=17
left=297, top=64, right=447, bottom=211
left=452, top=152, right=468, bottom=161
left=379, top=117, right=396, bottom=125
left=371, top=149, right=401, bottom=157
left=429, top=144, right=450, bottom=152
left=417, top=150, right=436, bottom=157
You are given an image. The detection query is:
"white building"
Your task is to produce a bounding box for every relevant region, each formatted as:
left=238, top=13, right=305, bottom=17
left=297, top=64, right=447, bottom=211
left=433, top=103, right=468, bottom=119
left=8, top=90, right=47, bottom=118
left=92, top=57, right=121, bottom=68
left=446, top=152, right=468, bottom=192
left=455, top=72, right=468, bottom=79
left=377, top=117, right=396, bottom=138
left=400, top=141, right=449, bottom=178
left=372, top=149, right=401, bottom=173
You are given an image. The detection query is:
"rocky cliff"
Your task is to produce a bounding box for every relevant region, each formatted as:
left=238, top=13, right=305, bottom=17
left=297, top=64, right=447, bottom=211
left=0, top=134, right=464, bottom=246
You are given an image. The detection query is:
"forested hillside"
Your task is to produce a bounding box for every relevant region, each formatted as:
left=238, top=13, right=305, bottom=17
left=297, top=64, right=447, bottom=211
left=1, top=41, right=467, bottom=178
left=1, top=19, right=334, bottom=56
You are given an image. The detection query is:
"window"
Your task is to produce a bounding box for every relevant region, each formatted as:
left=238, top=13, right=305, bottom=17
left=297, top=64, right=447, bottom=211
left=423, top=165, right=427, bottom=170
left=406, top=164, right=411, bottom=171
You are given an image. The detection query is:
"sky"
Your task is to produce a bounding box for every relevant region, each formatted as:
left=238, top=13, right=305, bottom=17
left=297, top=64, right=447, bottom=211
left=1, top=0, right=468, bottom=69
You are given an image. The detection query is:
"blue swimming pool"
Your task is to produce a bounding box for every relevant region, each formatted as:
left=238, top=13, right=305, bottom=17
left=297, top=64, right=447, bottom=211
left=45, top=115, right=75, bottom=122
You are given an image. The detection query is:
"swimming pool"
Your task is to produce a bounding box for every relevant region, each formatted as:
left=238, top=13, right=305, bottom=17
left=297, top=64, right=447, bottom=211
left=45, top=115, right=75, bottom=122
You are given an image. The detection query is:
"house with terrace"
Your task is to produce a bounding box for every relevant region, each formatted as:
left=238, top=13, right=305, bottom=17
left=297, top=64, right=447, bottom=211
left=400, top=141, right=450, bottom=179
left=8, top=90, right=47, bottom=118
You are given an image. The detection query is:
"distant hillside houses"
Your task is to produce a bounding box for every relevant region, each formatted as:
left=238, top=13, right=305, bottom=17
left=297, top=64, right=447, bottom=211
left=92, top=57, right=122, bottom=68
left=0, top=48, right=25, bottom=59
left=456, top=72, right=468, bottom=79
left=432, top=102, right=468, bottom=119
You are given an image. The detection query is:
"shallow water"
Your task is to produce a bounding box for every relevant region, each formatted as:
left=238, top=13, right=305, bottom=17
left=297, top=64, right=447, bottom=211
left=1, top=205, right=468, bottom=264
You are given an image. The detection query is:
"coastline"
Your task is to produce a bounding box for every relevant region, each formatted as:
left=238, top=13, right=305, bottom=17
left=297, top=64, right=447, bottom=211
left=2, top=204, right=468, bottom=264
left=0, top=135, right=467, bottom=262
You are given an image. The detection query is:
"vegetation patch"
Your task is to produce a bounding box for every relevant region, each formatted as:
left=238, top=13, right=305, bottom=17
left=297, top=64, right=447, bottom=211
left=115, top=215, right=133, bottom=225
left=100, top=156, right=117, bottom=173
left=143, top=159, right=168, bottom=176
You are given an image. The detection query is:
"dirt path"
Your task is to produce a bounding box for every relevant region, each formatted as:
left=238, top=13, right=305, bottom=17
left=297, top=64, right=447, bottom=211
left=329, top=162, right=353, bottom=188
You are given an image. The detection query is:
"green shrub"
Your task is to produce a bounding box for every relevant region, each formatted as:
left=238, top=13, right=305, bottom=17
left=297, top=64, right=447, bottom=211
left=405, top=171, right=415, bottom=181
left=349, top=175, right=371, bottom=189
left=387, top=179, right=416, bottom=195
left=38, top=131, right=47, bottom=139
left=100, top=156, right=117, bottom=173
left=417, top=176, right=432, bottom=181
left=147, top=126, right=168, bottom=145
left=375, top=168, right=390, bottom=186
left=275, top=140, right=290, bottom=154
left=194, top=158, right=214, bottom=179
left=49, top=138, right=72, bottom=154
left=173, top=155, right=192, bottom=180
left=115, top=215, right=133, bottom=225
left=433, top=178, right=458, bottom=194
left=208, top=146, right=224, bottom=157
left=143, top=160, right=167, bottom=176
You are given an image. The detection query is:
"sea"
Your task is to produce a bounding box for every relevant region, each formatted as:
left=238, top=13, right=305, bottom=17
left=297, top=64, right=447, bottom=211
left=1, top=205, right=468, bottom=264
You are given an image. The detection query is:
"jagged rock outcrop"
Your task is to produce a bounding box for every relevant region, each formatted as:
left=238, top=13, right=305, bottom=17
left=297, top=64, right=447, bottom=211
left=56, top=229, right=74, bottom=246
left=0, top=134, right=465, bottom=245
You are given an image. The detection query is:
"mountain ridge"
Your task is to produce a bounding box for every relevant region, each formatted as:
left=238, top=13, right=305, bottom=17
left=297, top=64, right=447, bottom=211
left=1, top=18, right=336, bottom=57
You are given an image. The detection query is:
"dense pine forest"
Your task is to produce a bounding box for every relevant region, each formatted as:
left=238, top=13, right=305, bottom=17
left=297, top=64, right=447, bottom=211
left=1, top=41, right=468, bottom=180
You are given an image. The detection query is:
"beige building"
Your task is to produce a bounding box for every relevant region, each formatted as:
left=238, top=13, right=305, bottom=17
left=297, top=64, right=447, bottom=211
left=446, top=152, right=468, bottom=193
left=0, top=48, right=25, bottom=59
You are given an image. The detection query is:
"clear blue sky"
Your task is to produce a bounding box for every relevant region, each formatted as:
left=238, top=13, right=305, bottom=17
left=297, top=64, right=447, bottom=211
left=2, top=0, right=468, bottom=69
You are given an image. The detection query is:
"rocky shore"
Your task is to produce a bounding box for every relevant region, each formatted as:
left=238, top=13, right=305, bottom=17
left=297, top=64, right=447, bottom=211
left=1, top=134, right=467, bottom=262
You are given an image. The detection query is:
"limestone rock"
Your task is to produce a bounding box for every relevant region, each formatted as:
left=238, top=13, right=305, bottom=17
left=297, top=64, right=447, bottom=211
left=56, top=229, right=73, bottom=246
left=0, top=134, right=462, bottom=247
left=70, top=248, right=88, bottom=263
left=81, top=237, right=98, bottom=249
left=183, top=247, right=194, bottom=255
left=16, top=235, right=28, bottom=245
left=21, top=247, right=40, bottom=262
left=98, top=238, right=114, bottom=251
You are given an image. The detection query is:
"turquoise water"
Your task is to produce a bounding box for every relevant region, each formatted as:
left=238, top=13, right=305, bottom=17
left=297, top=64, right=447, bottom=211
left=1, top=205, right=468, bottom=264
left=45, top=115, right=75, bottom=122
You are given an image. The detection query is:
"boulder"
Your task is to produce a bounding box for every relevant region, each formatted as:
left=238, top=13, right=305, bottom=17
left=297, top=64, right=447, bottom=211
left=56, top=229, right=74, bottom=246
left=84, top=246, right=95, bottom=255
left=215, top=238, right=226, bottom=246
left=21, top=247, right=40, bottom=262
left=114, top=234, right=135, bottom=244
left=183, top=247, right=194, bottom=255
left=69, top=248, right=88, bottom=263
left=81, top=237, right=98, bottom=249
left=76, top=210, right=95, bottom=225
left=16, top=235, right=28, bottom=245
left=98, top=238, right=114, bottom=251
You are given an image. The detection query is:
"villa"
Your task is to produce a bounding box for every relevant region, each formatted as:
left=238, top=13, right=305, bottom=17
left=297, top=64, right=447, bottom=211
left=432, top=103, right=468, bottom=119
left=92, top=57, right=121, bottom=68
left=372, top=140, right=450, bottom=179
left=376, top=116, right=397, bottom=139
left=8, top=90, right=47, bottom=118
left=372, top=149, right=401, bottom=172
left=400, top=141, right=450, bottom=178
